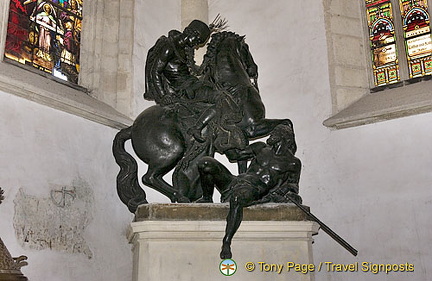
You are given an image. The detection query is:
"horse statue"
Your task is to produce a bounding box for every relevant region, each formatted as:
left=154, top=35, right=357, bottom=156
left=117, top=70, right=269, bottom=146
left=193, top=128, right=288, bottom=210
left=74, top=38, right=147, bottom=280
left=113, top=31, right=292, bottom=213
left=200, top=32, right=293, bottom=163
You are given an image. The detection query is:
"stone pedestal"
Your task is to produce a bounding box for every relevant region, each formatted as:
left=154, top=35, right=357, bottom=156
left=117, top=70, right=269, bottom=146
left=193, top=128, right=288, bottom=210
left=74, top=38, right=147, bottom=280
left=0, top=238, right=28, bottom=281
left=128, top=203, right=319, bottom=281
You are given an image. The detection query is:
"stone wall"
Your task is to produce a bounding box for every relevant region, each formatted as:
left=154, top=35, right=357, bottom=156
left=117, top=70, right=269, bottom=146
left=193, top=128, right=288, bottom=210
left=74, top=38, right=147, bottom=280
left=0, top=91, right=134, bottom=281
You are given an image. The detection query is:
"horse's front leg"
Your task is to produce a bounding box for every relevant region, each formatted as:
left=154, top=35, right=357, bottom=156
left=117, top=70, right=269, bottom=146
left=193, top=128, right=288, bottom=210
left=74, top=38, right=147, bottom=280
left=237, top=160, right=247, bottom=174
left=224, top=147, right=249, bottom=174
left=245, top=118, right=293, bottom=139
left=239, top=86, right=293, bottom=138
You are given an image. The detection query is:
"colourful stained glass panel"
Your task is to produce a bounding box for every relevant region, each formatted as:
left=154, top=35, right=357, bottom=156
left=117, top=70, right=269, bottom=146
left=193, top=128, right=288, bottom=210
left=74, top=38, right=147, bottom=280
left=388, top=67, right=399, bottom=81
left=365, top=0, right=401, bottom=86
left=399, top=0, right=432, bottom=78
left=425, top=57, right=432, bottom=72
left=5, top=0, right=83, bottom=84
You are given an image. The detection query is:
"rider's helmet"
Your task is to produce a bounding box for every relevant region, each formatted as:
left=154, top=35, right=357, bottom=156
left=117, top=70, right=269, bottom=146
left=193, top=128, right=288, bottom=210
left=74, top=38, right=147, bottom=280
left=183, top=20, right=211, bottom=45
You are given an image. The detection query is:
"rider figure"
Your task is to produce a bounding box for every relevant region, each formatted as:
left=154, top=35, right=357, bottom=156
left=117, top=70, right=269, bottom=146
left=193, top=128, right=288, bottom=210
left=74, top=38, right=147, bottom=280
left=144, top=19, right=219, bottom=142
left=196, top=124, right=302, bottom=259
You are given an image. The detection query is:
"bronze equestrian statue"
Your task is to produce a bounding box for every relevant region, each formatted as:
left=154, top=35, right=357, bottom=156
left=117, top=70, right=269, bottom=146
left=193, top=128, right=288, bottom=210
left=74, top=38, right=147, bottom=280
left=113, top=20, right=292, bottom=213
left=112, top=19, right=358, bottom=260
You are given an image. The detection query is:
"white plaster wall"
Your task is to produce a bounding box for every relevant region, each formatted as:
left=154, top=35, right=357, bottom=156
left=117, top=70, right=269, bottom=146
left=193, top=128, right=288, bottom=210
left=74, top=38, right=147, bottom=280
left=0, top=91, right=134, bottom=281
left=313, top=114, right=432, bottom=281
left=204, top=1, right=431, bottom=281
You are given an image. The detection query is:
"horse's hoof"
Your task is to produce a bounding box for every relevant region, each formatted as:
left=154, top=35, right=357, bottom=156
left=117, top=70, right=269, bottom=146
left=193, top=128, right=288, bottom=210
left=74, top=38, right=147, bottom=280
left=195, top=197, right=213, bottom=203
left=282, top=119, right=293, bottom=129
left=176, top=196, right=191, bottom=203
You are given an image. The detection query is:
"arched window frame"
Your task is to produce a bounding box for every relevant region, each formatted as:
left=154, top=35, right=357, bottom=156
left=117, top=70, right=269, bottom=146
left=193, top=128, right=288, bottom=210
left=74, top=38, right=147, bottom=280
left=323, top=0, right=432, bottom=129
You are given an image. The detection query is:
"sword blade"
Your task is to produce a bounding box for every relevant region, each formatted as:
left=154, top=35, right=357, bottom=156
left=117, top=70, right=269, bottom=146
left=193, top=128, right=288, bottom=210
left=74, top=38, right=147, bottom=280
left=287, top=197, right=358, bottom=256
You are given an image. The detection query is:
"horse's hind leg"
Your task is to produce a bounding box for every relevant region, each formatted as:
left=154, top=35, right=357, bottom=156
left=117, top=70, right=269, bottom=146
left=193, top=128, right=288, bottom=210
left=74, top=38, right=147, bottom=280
left=142, top=168, right=190, bottom=203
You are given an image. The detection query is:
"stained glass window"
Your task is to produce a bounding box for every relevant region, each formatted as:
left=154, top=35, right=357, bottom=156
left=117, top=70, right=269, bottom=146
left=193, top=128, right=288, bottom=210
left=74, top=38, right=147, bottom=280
left=364, top=0, right=432, bottom=87
left=399, top=0, right=432, bottom=78
left=365, top=0, right=401, bottom=86
left=5, top=0, right=83, bottom=84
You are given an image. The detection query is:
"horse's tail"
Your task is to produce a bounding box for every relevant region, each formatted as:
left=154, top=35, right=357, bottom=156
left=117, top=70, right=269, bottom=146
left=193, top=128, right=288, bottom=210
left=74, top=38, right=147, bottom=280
left=112, top=126, right=148, bottom=213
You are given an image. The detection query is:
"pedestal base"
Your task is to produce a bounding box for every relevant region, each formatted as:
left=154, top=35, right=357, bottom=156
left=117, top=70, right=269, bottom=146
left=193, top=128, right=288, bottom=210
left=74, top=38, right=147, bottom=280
left=128, top=203, right=319, bottom=281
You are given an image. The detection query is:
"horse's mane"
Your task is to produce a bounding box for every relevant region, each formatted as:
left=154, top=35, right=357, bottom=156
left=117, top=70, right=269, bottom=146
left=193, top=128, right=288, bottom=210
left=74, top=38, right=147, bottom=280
left=205, top=31, right=245, bottom=58
left=195, top=31, right=246, bottom=77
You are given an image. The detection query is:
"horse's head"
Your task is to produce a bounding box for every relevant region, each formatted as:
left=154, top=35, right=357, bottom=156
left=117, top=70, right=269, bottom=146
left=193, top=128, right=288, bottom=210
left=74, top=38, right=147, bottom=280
left=201, top=31, right=258, bottom=86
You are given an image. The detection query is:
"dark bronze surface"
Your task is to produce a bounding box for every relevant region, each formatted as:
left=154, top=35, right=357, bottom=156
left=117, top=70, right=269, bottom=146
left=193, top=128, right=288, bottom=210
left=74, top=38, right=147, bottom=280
left=110, top=18, right=358, bottom=261
left=195, top=125, right=302, bottom=258
left=113, top=20, right=293, bottom=213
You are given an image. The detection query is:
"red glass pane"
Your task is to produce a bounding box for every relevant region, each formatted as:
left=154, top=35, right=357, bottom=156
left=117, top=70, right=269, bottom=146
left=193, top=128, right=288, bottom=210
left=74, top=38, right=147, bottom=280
left=4, top=0, right=83, bottom=84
